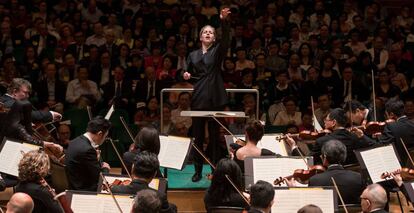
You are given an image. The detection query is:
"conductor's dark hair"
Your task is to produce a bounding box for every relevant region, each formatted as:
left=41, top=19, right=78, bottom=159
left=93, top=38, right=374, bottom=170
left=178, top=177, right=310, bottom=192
left=132, top=151, right=160, bottom=179
left=209, top=159, right=243, bottom=204
left=86, top=116, right=111, bottom=134
left=134, top=126, right=161, bottom=155
left=385, top=98, right=405, bottom=117
left=321, top=139, right=347, bottom=164
left=245, top=120, right=264, bottom=143
left=328, top=108, right=348, bottom=127
left=297, top=204, right=323, bottom=213
left=250, top=180, right=275, bottom=208
left=343, top=100, right=367, bottom=113
left=131, top=189, right=161, bottom=213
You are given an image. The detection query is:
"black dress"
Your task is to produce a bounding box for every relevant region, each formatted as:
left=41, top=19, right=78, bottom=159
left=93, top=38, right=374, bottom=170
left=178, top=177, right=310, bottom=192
left=15, top=182, right=63, bottom=213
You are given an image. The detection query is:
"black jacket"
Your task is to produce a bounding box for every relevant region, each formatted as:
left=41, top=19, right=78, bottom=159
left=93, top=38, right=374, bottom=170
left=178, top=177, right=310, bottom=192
left=65, top=135, right=101, bottom=191
left=309, top=165, right=365, bottom=204
left=312, top=129, right=375, bottom=165
left=187, top=20, right=230, bottom=110
left=36, top=79, right=67, bottom=105
left=15, top=182, right=63, bottom=213
left=378, top=116, right=414, bottom=166
left=111, top=179, right=176, bottom=213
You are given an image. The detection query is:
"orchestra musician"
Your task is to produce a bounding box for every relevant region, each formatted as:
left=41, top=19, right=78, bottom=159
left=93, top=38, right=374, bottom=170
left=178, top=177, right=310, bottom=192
left=65, top=116, right=111, bottom=191
left=378, top=99, right=414, bottom=167
left=122, top=126, right=161, bottom=176
left=231, top=120, right=300, bottom=172
left=204, top=158, right=248, bottom=211
left=112, top=151, right=177, bottom=213
left=287, top=140, right=365, bottom=204
left=310, top=108, right=375, bottom=165
left=343, top=100, right=376, bottom=126
left=15, top=150, right=63, bottom=213
left=6, top=192, right=34, bottom=213
left=182, top=8, right=231, bottom=182
left=360, top=184, right=389, bottom=213
left=248, top=180, right=274, bottom=213
left=0, top=78, right=62, bottom=150
left=131, top=189, right=162, bottom=213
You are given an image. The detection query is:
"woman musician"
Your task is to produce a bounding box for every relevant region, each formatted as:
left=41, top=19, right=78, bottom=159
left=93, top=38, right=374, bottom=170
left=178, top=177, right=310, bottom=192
left=15, top=150, right=64, bottom=213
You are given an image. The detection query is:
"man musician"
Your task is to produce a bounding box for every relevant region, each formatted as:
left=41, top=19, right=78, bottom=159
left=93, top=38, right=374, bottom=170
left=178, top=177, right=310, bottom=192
left=0, top=78, right=62, bottom=150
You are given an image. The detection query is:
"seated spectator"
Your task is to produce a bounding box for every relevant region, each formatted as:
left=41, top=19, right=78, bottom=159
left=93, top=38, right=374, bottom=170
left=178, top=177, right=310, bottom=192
left=360, top=184, right=388, bottom=213
left=267, top=71, right=296, bottom=105
left=65, top=66, right=101, bottom=108
left=235, top=47, right=255, bottom=71
left=249, top=180, right=275, bottom=213
left=131, top=189, right=162, bottom=213
left=171, top=92, right=192, bottom=133
left=6, top=192, right=34, bottom=213
left=376, top=69, right=401, bottom=102
left=387, top=61, right=408, bottom=92
left=134, top=96, right=160, bottom=126
left=314, top=94, right=332, bottom=126
left=153, top=103, right=175, bottom=135
left=204, top=159, right=249, bottom=212
left=272, top=97, right=302, bottom=126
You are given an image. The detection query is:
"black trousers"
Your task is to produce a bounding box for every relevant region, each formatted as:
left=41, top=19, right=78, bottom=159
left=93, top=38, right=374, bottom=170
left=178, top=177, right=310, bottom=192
left=192, top=116, right=222, bottom=174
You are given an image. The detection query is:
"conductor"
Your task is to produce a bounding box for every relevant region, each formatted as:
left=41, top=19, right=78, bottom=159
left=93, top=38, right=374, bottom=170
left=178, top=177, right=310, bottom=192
left=183, top=8, right=231, bottom=182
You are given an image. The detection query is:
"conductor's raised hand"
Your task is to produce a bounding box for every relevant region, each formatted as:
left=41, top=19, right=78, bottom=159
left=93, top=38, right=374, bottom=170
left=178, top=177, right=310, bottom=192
left=183, top=71, right=191, bottom=80
left=220, top=8, right=231, bottom=20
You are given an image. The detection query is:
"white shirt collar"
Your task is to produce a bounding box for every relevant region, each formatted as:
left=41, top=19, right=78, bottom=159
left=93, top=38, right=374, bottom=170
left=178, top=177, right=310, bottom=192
left=84, top=133, right=99, bottom=149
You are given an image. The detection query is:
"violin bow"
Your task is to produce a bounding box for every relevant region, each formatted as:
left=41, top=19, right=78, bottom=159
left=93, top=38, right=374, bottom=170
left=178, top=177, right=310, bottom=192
left=331, top=177, right=349, bottom=213
left=400, top=138, right=414, bottom=167
left=209, top=115, right=242, bottom=143
left=107, top=138, right=132, bottom=179
left=87, top=106, right=93, bottom=121
left=348, top=101, right=353, bottom=128
left=191, top=142, right=250, bottom=206
left=371, top=68, right=377, bottom=122
left=100, top=173, right=123, bottom=213
left=120, top=116, right=135, bottom=143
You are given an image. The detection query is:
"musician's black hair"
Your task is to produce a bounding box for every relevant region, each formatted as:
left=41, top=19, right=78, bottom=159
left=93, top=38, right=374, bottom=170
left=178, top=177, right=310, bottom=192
left=343, top=100, right=367, bottom=113
left=132, top=189, right=161, bottom=213
left=328, top=108, right=348, bottom=127
left=297, top=204, right=323, bottom=213
left=245, top=120, right=264, bottom=144
left=209, top=159, right=243, bottom=203
left=132, top=151, right=159, bottom=179
left=321, top=139, right=347, bottom=164
left=134, top=126, right=160, bottom=155
left=86, top=116, right=111, bottom=134
left=250, top=180, right=275, bottom=208
left=385, top=98, right=405, bottom=117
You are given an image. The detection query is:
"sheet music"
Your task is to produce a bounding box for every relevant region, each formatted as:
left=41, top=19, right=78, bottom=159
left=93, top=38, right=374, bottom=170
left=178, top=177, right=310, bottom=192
left=359, top=145, right=401, bottom=183
left=257, top=135, right=287, bottom=156
left=71, top=194, right=133, bottom=213
left=0, top=141, right=39, bottom=176
left=101, top=176, right=160, bottom=193
left=252, top=158, right=308, bottom=186
left=158, top=136, right=190, bottom=170
left=273, top=188, right=334, bottom=213
left=105, top=105, right=114, bottom=120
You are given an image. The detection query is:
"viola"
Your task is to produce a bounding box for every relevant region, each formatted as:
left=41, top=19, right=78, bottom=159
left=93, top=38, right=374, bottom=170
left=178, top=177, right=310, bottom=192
left=273, top=165, right=326, bottom=186
left=381, top=168, right=414, bottom=181
left=362, top=119, right=395, bottom=135
left=40, top=178, right=73, bottom=213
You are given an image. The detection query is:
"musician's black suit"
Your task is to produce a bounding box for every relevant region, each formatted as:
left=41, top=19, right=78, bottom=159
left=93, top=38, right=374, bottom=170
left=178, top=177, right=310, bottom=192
left=312, top=129, right=375, bottom=165
left=111, top=179, right=176, bottom=213
left=15, top=182, right=63, bottom=213
left=0, top=94, right=52, bottom=123
left=309, top=165, right=365, bottom=204
left=378, top=116, right=414, bottom=166
left=65, top=135, right=101, bottom=191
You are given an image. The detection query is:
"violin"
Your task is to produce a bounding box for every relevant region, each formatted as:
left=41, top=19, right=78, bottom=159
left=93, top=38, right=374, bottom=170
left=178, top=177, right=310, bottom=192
left=381, top=168, right=414, bottom=181
left=357, top=119, right=395, bottom=135
left=40, top=178, right=73, bottom=213
left=111, top=179, right=131, bottom=186
left=273, top=165, right=326, bottom=186
left=276, top=130, right=330, bottom=141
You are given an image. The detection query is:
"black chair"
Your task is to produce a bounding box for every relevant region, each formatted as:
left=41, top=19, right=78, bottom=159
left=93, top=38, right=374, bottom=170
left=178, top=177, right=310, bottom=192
left=209, top=206, right=246, bottom=213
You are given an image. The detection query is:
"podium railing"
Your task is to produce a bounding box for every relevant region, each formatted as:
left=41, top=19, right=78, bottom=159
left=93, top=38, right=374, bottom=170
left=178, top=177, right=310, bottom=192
left=160, top=88, right=259, bottom=132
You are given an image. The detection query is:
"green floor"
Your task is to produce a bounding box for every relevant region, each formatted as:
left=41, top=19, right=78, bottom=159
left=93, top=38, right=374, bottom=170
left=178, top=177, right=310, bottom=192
left=165, top=164, right=212, bottom=189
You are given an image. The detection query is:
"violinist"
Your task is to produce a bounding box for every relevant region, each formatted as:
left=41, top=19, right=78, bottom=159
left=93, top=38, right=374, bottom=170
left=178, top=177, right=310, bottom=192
left=204, top=159, right=249, bottom=212
left=248, top=180, right=274, bottom=213
left=287, top=140, right=365, bottom=204
left=15, top=150, right=63, bottom=213
left=310, top=108, right=375, bottom=165
left=344, top=100, right=376, bottom=126
left=0, top=78, right=62, bottom=150
left=6, top=192, right=34, bottom=213
left=360, top=184, right=388, bottom=213
left=231, top=120, right=300, bottom=172
left=112, top=151, right=177, bottom=213
left=65, top=116, right=111, bottom=191
left=122, top=126, right=161, bottom=176
left=378, top=99, right=414, bottom=167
